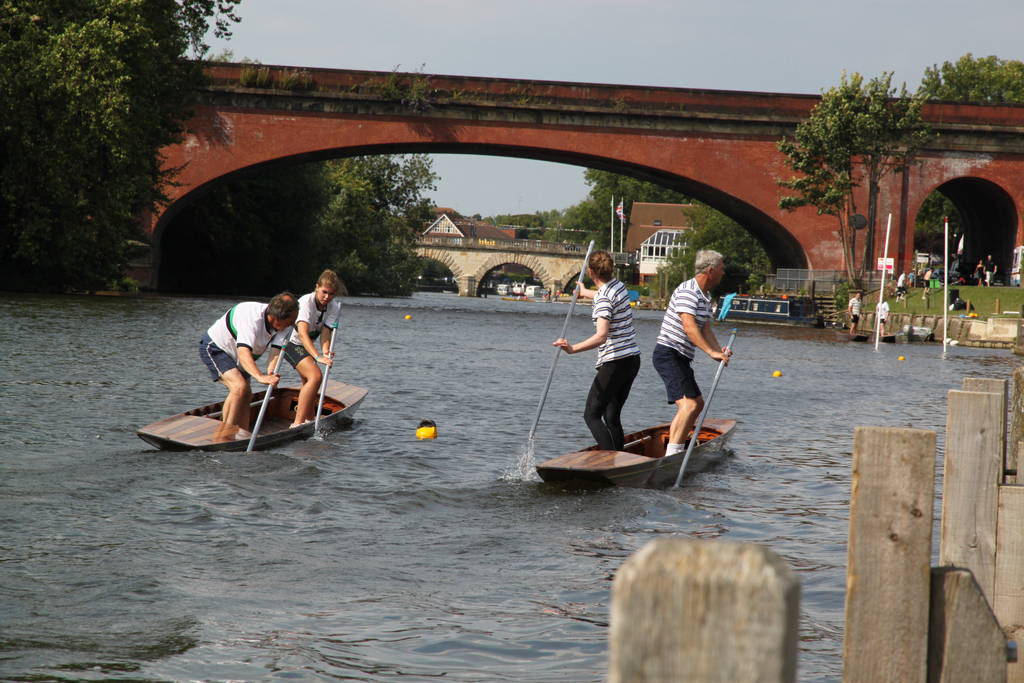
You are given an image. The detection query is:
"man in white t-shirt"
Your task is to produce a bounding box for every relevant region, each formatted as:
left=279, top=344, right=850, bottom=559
left=199, top=292, right=299, bottom=434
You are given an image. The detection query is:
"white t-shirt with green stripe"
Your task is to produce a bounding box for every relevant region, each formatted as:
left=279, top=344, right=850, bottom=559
left=207, top=302, right=291, bottom=361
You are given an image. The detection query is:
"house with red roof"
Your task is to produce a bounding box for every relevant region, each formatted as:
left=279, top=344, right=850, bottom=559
left=623, top=202, right=695, bottom=283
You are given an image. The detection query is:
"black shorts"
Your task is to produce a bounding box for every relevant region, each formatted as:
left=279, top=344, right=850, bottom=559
left=850, top=314, right=860, bottom=323
left=283, top=340, right=312, bottom=367
left=652, top=344, right=701, bottom=404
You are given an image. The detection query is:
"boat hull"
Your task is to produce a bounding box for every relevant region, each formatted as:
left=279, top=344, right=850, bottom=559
left=536, top=418, right=736, bottom=488
left=136, top=379, right=368, bottom=452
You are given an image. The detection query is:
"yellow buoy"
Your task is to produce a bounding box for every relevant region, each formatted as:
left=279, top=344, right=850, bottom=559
left=772, top=370, right=782, bottom=377
left=898, top=355, right=906, bottom=361
left=404, top=314, right=412, bottom=320
left=416, top=419, right=437, bottom=440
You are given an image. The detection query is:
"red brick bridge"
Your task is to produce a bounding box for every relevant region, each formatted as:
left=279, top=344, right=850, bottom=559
left=146, top=63, right=1024, bottom=289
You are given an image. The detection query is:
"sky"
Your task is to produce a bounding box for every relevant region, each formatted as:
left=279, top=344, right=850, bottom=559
left=206, top=0, right=1024, bottom=218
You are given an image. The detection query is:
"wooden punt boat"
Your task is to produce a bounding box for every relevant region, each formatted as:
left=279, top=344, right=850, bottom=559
left=536, top=418, right=736, bottom=488
left=136, top=379, right=368, bottom=452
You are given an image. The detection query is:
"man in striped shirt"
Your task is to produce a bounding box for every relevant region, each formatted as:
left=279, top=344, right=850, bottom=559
left=553, top=250, right=640, bottom=451
left=652, top=249, right=732, bottom=457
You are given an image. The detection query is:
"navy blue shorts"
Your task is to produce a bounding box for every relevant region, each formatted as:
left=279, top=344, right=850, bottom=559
left=652, top=344, right=701, bottom=403
left=199, top=334, right=248, bottom=382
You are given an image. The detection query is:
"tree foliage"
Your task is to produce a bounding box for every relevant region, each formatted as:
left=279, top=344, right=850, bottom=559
left=656, top=203, right=770, bottom=296
left=312, top=155, right=437, bottom=296
left=0, top=0, right=240, bottom=292
left=160, top=154, right=437, bottom=297
left=914, top=192, right=961, bottom=256
left=777, top=72, right=932, bottom=284
left=560, top=169, right=690, bottom=249
left=919, top=54, right=1024, bottom=103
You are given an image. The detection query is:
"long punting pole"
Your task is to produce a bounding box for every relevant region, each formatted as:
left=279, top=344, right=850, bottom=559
left=527, top=240, right=595, bottom=446
left=314, top=321, right=340, bottom=435
left=874, top=213, right=893, bottom=352
left=943, top=217, right=950, bottom=352
left=246, top=349, right=283, bottom=453
left=672, top=329, right=738, bottom=489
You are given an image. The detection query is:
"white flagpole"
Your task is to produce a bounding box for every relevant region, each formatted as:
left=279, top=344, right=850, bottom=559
left=619, top=203, right=624, bottom=253
left=610, top=197, right=615, bottom=252
left=943, top=216, right=949, bottom=352
left=874, top=213, right=892, bottom=351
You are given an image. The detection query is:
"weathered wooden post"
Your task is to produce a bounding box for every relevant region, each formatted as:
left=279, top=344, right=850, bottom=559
left=995, top=486, right=1024, bottom=683
left=928, top=567, right=1008, bottom=683
left=1008, top=368, right=1024, bottom=480
left=940, top=389, right=1003, bottom=598
left=609, top=538, right=799, bottom=683
left=961, top=377, right=1009, bottom=481
left=844, top=427, right=935, bottom=683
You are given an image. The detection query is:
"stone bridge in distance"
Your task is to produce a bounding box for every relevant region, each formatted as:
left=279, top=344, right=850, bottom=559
left=416, top=236, right=586, bottom=296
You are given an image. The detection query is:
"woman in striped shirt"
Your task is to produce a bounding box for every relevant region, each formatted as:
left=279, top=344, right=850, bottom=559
left=553, top=250, right=640, bottom=451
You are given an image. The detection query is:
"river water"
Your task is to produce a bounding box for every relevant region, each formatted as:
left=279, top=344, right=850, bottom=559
left=1, top=291, right=1019, bottom=682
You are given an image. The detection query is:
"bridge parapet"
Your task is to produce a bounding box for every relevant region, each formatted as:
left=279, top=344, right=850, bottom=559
left=416, top=235, right=586, bottom=256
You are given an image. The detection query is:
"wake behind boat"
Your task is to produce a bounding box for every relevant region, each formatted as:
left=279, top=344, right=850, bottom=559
left=536, top=419, right=736, bottom=488
left=137, top=379, right=367, bottom=451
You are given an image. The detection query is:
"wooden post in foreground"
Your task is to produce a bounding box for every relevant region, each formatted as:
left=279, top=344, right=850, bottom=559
left=961, top=377, right=1009, bottom=482
left=928, top=567, right=1007, bottom=683
left=940, top=389, right=1003, bottom=600
left=1008, top=368, right=1024, bottom=480
left=609, top=538, right=799, bottom=683
left=844, top=427, right=935, bottom=683
left=995, top=486, right=1024, bottom=683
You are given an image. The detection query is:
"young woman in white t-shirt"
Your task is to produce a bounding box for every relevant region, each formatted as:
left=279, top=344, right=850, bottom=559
left=282, top=269, right=343, bottom=427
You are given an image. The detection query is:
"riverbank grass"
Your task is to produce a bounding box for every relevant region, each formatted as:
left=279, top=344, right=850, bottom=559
left=881, top=285, right=1024, bottom=319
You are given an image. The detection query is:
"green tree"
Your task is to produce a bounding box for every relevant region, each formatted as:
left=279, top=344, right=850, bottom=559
left=0, top=0, right=240, bottom=292
left=485, top=209, right=565, bottom=239
left=777, top=72, right=932, bottom=284
left=159, top=154, right=437, bottom=297
left=656, top=203, right=770, bottom=295
left=314, top=155, right=438, bottom=296
left=914, top=192, right=961, bottom=257
left=919, top=54, right=1024, bottom=103
left=560, top=169, right=690, bottom=249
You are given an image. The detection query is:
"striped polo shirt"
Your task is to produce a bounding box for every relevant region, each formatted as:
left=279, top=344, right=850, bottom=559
left=592, top=279, right=639, bottom=367
left=655, top=278, right=712, bottom=359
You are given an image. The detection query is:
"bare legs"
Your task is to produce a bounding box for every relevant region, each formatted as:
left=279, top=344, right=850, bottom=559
left=291, top=355, right=324, bottom=426
left=668, top=395, right=704, bottom=446
left=219, top=368, right=252, bottom=434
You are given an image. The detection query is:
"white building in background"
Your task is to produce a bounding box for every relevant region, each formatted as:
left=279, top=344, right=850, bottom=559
left=623, top=203, right=695, bottom=283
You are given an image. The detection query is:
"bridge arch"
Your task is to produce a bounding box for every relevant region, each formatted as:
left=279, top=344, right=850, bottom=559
left=154, top=142, right=807, bottom=267
left=473, top=253, right=554, bottom=294
left=926, top=176, right=1018, bottom=277
left=144, top=66, right=1024, bottom=290
left=416, top=248, right=467, bottom=282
